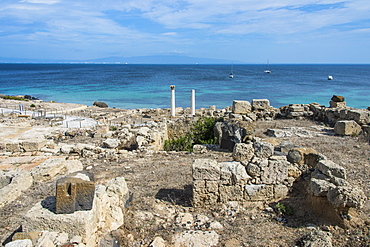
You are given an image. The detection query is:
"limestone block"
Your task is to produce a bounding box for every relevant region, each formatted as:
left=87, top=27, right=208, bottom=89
left=252, top=99, right=270, bottom=110
left=327, top=186, right=367, bottom=208
left=232, top=143, right=254, bottom=162
left=21, top=140, right=47, bottom=152
left=56, top=177, right=95, bottom=214
left=334, top=120, right=362, bottom=136
left=0, top=171, right=33, bottom=209
left=232, top=100, right=252, bottom=114
left=309, top=178, right=334, bottom=197
left=31, top=158, right=83, bottom=182
left=288, top=104, right=304, bottom=112
left=260, top=158, right=288, bottom=185
left=23, top=177, right=129, bottom=246
left=274, top=184, right=289, bottom=199
left=347, top=110, right=370, bottom=125
left=5, top=142, right=21, bottom=152
left=329, top=101, right=346, bottom=108
left=220, top=161, right=251, bottom=185
left=244, top=184, right=274, bottom=201
left=316, top=160, right=346, bottom=179
left=173, top=230, right=219, bottom=247
left=219, top=185, right=244, bottom=202
left=60, top=144, right=73, bottom=154
left=192, top=159, right=220, bottom=181
left=253, top=141, right=274, bottom=159
left=102, top=138, right=120, bottom=148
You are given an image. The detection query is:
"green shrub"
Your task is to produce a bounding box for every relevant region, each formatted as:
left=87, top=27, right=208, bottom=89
left=163, top=136, right=193, bottom=152
left=275, top=202, right=294, bottom=216
left=30, top=104, right=36, bottom=107
left=164, top=116, right=219, bottom=151
left=3, top=96, right=28, bottom=101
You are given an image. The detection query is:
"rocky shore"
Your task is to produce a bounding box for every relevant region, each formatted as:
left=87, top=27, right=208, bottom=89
left=0, top=95, right=369, bottom=247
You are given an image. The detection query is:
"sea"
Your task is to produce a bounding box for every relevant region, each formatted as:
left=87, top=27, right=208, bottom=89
left=0, top=63, right=369, bottom=110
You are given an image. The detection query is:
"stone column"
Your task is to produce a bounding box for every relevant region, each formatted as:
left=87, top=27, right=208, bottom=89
left=170, top=85, right=175, bottom=117
left=191, top=89, right=195, bottom=116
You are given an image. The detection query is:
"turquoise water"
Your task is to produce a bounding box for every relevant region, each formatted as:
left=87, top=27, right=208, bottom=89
left=0, top=64, right=369, bottom=109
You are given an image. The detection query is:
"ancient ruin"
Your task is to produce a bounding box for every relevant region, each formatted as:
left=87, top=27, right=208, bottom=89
left=0, top=95, right=369, bottom=246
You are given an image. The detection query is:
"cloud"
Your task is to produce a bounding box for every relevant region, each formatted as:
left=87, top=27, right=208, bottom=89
left=0, top=0, right=369, bottom=61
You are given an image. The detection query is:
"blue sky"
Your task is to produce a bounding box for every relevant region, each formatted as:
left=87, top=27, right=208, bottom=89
left=0, top=0, right=369, bottom=63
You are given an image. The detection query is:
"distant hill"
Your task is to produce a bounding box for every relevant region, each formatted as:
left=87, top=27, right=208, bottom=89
left=0, top=55, right=244, bottom=64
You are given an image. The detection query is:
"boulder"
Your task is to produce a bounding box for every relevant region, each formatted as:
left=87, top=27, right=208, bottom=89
left=232, top=100, right=251, bottom=114
left=102, top=138, right=120, bottom=149
left=331, top=95, right=345, bottom=102
left=214, top=121, right=255, bottom=151
left=298, top=230, right=333, bottom=247
left=93, top=101, right=108, bottom=108
left=334, top=120, right=362, bottom=136
left=287, top=147, right=318, bottom=164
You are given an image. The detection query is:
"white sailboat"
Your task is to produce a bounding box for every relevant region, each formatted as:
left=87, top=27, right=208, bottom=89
left=264, top=59, right=271, bottom=73
left=229, top=63, right=234, bottom=78
left=328, top=75, right=334, bottom=80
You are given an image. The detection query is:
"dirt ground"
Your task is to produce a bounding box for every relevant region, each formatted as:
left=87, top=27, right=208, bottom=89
left=0, top=109, right=370, bottom=246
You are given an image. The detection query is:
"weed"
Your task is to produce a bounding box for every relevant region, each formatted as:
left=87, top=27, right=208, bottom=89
left=275, top=202, right=294, bottom=216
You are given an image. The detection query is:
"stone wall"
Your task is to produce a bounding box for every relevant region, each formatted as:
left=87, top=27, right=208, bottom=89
left=192, top=140, right=367, bottom=224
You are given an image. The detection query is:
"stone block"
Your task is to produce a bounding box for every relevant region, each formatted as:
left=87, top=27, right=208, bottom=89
left=331, top=95, right=345, bottom=102
left=21, top=140, right=47, bottom=152
left=232, top=100, right=252, bottom=114
left=220, top=161, right=251, bottom=185
left=56, top=177, right=95, bottom=214
left=192, top=159, right=220, bottom=181
left=334, top=120, right=362, bottom=136
left=252, top=99, right=270, bottom=110
left=316, top=160, right=346, bottom=179
left=0, top=171, right=33, bottom=209
left=5, top=142, right=21, bottom=152
left=253, top=141, right=274, bottom=159
left=287, top=147, right=318, bottom=164
left=309, top=178, right=334, bottom=197
left=260, top=158, right=288, bottom=185
left=219, top=185, right=244, bottom=202
left=23, top=177, right=129, bottom=246
left=244, top=184, right=274, bottom=201
left=31, top=158, right=83, bottom=182
left=347, top=110, right=370, bottom=125
left=288, top=104, right=304, bottom=112
left=232, top=143, right=254, bottom=162
left=274, top=184, right=289, bottom=199
left=329, top=101, right=346, bottom=108
left=327, top=186, right=367, bottom=208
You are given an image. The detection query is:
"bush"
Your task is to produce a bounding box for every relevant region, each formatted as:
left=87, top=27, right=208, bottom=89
left=164, top=116, right=219, bottom=151
left=3, top=96, right=28, bottom=101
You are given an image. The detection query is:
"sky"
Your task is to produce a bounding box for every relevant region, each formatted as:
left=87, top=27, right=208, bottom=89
left=0, top=0, right=370, bottom=63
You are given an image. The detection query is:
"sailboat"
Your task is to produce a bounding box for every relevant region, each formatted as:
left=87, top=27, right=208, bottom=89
left=229, top=63, right=234, bottom=78
left=264, top=59, right=271, bottom=73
